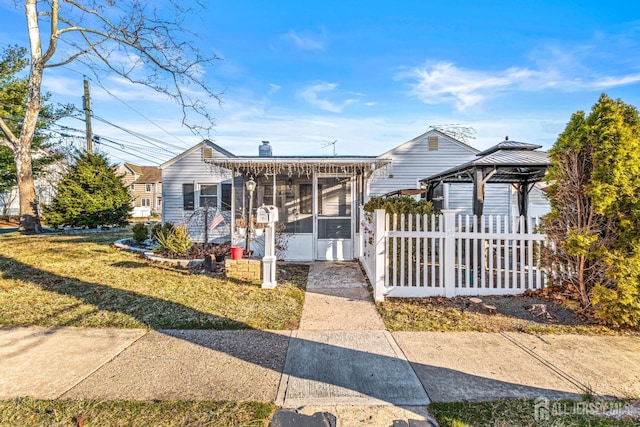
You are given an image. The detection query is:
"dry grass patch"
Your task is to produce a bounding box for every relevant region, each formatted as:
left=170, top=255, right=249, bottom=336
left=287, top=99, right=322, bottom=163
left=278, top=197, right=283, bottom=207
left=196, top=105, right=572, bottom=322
left=0, top=398, right=274, bottom=427
left=0, top=232, right=306, bottom=329
left=378, top=296, right=632, bottom=334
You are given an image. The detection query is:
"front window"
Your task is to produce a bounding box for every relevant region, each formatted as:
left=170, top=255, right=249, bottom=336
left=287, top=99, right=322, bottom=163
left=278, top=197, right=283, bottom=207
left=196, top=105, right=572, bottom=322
left=141, top=198, right=150, bottom=207
left=130, top=183, right=135, bottom=190
left=145, top=184, right=152, bottom=192
left=199, top=184, right=218, bottom=208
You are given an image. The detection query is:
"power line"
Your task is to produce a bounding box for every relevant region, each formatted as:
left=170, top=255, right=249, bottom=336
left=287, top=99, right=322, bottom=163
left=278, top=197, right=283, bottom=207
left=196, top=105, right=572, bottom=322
left=91, top=114, right=182, bottom=155
left=82, top=74, right=193, bottom=149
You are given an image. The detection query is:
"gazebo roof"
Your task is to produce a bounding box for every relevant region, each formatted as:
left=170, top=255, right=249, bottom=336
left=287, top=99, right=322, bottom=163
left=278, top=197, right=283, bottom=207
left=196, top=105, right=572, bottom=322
left=419, top=140, right=549, bottom=185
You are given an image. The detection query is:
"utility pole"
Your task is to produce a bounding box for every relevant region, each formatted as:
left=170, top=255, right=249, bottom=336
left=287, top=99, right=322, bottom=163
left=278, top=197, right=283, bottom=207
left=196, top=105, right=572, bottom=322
left=83, top=78, right=93, bottom=154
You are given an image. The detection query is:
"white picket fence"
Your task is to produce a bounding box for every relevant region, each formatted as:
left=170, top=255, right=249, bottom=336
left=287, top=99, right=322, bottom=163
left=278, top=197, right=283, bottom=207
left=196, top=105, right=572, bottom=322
left=359, top=208, right=548, bottom=301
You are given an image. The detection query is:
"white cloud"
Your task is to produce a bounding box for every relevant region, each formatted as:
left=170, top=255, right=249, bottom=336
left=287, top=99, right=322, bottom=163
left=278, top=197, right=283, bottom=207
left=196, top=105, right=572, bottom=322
left=269, top=83, right=282, bottom=94
left=397, top=61, right=548, bottom=110
left=286, top=29, right=326, bottom=51
left=298, top=82, right=359, bottom=113
left=398, top=57, right=640, bottom=111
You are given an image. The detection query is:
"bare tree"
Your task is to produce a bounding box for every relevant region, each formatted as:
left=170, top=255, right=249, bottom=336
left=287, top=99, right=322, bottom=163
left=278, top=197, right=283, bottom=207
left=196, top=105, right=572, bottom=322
left=0, top=0, right=220, bottom=232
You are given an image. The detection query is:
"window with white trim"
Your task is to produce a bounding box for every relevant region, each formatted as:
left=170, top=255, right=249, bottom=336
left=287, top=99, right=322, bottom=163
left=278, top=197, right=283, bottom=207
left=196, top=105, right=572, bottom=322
left=141, top=198, right=151, bottom=207
left=130, top=183, right=135, bottom=190
left=145, top=184, right=152, bottom=192
left=199, top=184, right=218, bottom=208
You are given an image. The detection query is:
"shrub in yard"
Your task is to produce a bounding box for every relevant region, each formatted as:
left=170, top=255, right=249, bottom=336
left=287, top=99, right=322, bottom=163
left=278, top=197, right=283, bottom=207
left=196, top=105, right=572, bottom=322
left=155, top=224, right=193, bottom=256
left=542, top=94, right=640, bottom=328
left=43, top=153, right=131, bottom=228
left=131, top=223, right=148, bottom=243
left=151, top=222, right=173, bottom=240
left=364, top=196, right=434, bottom=216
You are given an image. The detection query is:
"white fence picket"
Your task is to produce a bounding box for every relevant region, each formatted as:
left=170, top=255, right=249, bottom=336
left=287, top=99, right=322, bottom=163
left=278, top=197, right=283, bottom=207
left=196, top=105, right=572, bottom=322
left=358, top=209, right=547, bottom=301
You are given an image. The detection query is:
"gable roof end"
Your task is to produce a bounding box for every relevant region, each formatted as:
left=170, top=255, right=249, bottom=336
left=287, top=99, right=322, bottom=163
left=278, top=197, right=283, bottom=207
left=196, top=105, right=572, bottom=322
left=160, top=139, right=236, bottom=169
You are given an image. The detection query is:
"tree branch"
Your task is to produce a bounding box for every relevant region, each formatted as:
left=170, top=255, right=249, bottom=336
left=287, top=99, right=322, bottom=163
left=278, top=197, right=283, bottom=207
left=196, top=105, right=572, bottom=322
left=0, top=117, right=17, bottom=150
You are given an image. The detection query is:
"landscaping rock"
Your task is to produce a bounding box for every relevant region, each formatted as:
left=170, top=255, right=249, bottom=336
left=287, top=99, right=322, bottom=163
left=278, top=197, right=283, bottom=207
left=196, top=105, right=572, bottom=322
left=481, top=304, right=497, bottom=314
left=469, top=297, right=483, bottom=304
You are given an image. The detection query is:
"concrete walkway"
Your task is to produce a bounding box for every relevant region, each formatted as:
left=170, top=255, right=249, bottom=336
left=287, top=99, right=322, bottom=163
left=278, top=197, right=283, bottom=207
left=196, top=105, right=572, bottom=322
left=2, top=261, right=640, bottom=425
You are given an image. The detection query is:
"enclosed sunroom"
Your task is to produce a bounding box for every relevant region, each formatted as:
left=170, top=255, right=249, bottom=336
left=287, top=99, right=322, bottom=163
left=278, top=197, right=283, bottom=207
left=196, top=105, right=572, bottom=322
left=205, top=154, right=389, bottom=261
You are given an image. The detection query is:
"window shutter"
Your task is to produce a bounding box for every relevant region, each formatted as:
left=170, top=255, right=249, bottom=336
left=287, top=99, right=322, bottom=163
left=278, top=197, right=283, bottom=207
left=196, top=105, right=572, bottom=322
left=428, top=136, right=439, bottom=151
left=183, top=183, right=195, bottom=210
left=221, top=183, right=232, bottom=211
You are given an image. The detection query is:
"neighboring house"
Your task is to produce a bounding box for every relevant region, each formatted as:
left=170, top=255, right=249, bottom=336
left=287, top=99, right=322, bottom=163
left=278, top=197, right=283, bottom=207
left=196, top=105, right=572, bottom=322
left=116, top=163, right=162, bottom=217
left=0, top=151, right=67, bottom=216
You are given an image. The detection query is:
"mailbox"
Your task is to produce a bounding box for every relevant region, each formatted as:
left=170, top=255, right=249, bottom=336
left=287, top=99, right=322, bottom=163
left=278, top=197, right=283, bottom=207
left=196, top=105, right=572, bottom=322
left=256, top=205, right=279, bottom=224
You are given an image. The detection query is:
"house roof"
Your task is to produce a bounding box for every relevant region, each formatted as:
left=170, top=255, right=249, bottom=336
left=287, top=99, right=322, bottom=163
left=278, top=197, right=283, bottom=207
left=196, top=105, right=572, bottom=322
left=420, top=139, right=550, bottom=185
left=135, top=166, right=162, bottom=183
left=376, top=128, right=478, bottom=159
left=121, top=163, right=161, bottom=183
left=160, top=139, right=235, bottom=169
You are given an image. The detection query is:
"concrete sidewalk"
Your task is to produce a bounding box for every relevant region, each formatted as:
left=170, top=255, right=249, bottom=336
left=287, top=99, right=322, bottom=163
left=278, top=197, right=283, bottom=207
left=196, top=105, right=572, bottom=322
left=1, top=261, right=640, bottom=425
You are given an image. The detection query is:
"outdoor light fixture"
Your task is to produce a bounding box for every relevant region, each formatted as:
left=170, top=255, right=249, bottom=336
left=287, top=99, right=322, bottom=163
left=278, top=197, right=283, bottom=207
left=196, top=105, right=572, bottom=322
left=245, top=177, right=256, bottom=257
left=245, top=176, right=256, bottom=193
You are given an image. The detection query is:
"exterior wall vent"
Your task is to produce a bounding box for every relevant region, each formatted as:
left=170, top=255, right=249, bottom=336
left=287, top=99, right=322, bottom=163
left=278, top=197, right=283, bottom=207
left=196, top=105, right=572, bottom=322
left=428, top=136, right=439, bottom=151
left=202, top=146, right=213, bottom=160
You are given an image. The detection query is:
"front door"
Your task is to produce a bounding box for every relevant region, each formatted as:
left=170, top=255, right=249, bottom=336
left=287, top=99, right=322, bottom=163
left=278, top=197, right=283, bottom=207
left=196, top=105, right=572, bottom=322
left=315, top=176, right=353, bottom=260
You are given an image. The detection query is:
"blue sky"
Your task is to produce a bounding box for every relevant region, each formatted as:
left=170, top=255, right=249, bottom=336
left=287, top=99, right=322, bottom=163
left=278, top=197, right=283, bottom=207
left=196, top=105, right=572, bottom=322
left=2, top=0, right=640, bottom=164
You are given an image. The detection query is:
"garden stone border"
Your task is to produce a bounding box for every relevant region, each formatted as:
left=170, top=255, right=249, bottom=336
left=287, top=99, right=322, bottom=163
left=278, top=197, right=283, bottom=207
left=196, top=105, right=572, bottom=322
left=113, top=238, right=204, bottom=269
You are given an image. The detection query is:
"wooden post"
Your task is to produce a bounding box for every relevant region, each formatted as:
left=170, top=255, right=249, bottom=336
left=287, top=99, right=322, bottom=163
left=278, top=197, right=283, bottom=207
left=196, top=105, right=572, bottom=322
left=83, top=78, right=93, bottom=154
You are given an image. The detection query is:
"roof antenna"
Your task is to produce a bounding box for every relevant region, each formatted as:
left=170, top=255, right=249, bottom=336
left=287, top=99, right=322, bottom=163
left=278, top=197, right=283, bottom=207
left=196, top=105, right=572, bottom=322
left=321, top=140, right=338, bottom=156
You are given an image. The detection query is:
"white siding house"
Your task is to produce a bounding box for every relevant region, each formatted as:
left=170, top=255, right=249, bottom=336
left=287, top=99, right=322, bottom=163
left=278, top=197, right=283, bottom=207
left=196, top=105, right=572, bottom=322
left=370, top=129, right=514, bottom=217
left=160, top=140, right=235, bottom=242
left=161, top=133, right=550, bottom=260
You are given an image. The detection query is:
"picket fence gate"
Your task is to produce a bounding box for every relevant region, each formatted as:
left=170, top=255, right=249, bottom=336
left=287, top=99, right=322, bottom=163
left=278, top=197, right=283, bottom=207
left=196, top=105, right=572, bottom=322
left=359, top=209, right=548, bottom=302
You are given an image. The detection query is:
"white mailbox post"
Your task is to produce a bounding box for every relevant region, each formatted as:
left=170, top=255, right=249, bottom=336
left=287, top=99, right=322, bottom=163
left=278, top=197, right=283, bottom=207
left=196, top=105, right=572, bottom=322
left=256, top=204, right=279, bottom=289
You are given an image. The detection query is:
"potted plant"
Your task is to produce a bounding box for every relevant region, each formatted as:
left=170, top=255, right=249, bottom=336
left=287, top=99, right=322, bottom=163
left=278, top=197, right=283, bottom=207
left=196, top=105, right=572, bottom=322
left=213, top=242, right=230, bottom=262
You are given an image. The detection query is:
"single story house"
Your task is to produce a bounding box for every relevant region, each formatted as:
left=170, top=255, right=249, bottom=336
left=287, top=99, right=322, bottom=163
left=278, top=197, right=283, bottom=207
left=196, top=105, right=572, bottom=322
left=160, top=132, right=551, bottom=261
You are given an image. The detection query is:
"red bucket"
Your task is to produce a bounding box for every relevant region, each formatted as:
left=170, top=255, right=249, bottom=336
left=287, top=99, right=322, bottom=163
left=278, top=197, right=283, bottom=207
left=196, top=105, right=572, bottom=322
left=230, top=246, right=244, bottom=260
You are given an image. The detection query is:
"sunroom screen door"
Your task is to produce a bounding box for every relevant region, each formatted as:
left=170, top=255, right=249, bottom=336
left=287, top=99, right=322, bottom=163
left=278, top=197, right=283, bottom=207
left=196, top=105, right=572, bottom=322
left=315, top=176, right=353, bottom=260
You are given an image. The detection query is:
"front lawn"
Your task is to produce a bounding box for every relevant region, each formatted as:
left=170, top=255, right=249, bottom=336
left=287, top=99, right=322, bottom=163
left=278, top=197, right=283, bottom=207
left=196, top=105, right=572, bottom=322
left=430, top=399, right=638, bottom=427
left=0, top=232, right=306, bottom=329
left=0, top=398, right=274, bottom=427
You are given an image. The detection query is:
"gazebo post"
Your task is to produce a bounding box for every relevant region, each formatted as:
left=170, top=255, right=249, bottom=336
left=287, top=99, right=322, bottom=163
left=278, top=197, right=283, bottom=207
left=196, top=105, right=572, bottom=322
left=517, top=180, right=529, bottom=219
left=473, top=168, right=485, bottom=218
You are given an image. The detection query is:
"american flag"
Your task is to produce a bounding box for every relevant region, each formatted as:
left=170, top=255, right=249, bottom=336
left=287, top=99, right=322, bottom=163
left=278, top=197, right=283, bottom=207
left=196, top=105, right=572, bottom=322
left=209, top=213, right=224, bottom=231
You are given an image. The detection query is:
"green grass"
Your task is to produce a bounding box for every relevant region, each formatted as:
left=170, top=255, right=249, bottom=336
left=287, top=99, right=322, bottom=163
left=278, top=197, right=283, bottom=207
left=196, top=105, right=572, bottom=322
left=430, top=399, right=637, bottom=427
left=0, top=398, right=274, bottom=427
left=0, top=232, right=306, bottom=329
